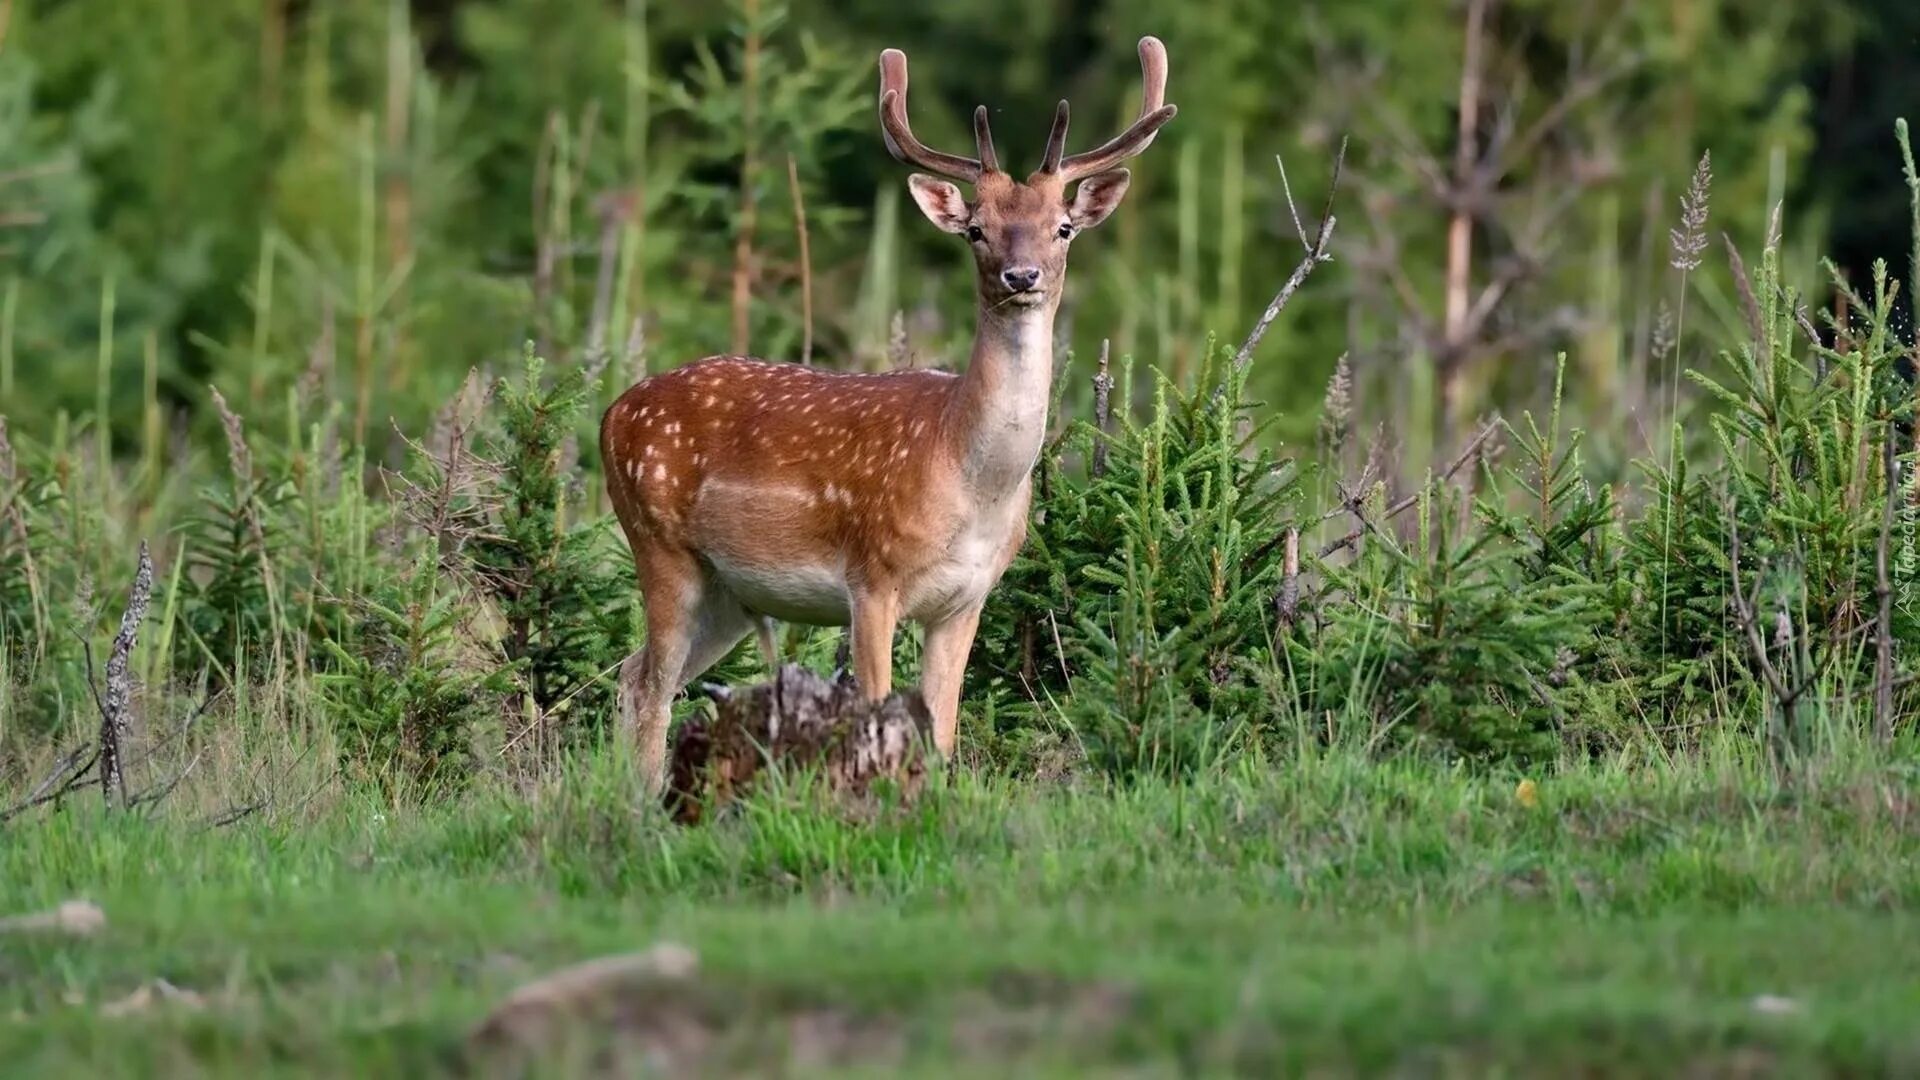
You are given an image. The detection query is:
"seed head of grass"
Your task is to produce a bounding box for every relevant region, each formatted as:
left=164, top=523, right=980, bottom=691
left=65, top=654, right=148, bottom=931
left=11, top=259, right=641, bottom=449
left=1669, top=150, right=1713, bottom=273
left=209, top=386, right=255, bottom=490
left=1319, top=352, right=1353, bottom=456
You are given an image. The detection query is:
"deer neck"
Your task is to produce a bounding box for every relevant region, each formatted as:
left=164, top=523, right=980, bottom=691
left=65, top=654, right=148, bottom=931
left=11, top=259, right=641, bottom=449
left=945, top=297, right=1056, bottom=499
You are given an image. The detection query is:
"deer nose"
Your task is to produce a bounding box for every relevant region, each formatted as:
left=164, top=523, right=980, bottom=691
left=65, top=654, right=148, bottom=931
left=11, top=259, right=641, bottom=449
left=1001, top=266, right=1042, bottom=292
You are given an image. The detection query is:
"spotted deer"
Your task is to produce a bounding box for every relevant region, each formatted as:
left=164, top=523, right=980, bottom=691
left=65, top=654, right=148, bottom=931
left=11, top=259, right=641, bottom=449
left=601, top=37, right=1176, bottom=791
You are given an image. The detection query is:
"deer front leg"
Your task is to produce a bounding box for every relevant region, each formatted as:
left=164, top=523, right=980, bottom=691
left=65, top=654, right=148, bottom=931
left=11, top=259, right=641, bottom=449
left=919, top=602, right=984, bottom=756
left=849, top=587, right=901, bottom=701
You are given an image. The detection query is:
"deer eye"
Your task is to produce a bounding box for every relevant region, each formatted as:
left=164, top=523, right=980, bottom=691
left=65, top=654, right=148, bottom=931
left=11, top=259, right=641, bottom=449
left=965, top=224, right=985, bottom=242
left=1057, top=223, right=1075, bottom=240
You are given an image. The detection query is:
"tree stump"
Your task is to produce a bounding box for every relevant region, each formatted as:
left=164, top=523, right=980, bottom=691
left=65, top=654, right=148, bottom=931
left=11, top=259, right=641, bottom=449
left=665, top=665, right=934, bottom=824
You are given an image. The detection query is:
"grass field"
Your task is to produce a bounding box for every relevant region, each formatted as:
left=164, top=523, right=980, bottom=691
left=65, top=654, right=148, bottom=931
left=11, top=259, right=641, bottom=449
left=5, top=744, right=1918, bottom=1077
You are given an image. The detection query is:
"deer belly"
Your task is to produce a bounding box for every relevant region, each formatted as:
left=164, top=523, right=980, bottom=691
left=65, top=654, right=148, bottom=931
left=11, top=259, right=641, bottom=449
left=704, top=551, right=851, bottom=625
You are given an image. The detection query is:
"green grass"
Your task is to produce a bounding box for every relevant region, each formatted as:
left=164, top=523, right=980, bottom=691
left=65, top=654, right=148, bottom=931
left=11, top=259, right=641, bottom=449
left=4, top=748, right=1919, bottom=1076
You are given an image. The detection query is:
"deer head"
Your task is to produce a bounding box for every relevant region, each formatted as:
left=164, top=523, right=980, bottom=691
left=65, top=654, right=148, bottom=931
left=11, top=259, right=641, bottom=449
left=877, top=37, right=1176, bottom=311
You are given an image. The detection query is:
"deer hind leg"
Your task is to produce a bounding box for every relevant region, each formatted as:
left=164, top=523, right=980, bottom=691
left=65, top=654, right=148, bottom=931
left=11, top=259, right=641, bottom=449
left=623, top=550, right=752, bottom=795
left=848, top=586, right=901, bottom=701
left=919, top=602, right=984, bottom=757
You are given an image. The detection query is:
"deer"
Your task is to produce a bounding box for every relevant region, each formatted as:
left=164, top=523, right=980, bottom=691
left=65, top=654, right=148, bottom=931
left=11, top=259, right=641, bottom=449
left=600, top=37, right=1176, bottom=793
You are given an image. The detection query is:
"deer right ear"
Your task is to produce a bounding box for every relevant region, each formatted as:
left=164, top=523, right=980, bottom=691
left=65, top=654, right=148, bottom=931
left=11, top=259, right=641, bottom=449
left=907, top=174, right=971, bottom=234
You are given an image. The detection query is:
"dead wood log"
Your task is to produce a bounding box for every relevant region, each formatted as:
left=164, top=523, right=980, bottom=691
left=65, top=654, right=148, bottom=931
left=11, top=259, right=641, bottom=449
left=666, top=664, right=934, bottom=824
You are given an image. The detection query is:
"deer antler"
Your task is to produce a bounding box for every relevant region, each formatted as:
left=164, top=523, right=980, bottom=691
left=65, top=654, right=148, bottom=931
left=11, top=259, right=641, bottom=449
left=1038, top=36, right=1177, bottom=182
left=877, top=48, right=997, bottom=181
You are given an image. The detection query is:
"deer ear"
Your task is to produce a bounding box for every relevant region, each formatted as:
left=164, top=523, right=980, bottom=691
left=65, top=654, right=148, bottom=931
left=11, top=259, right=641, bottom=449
left=1068, top=168, right=1132, bottom=230
left=907, top=174, right=971, bottom=234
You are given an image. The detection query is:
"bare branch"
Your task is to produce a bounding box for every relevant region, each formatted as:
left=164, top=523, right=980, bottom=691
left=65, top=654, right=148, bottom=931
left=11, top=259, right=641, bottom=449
left=1319, top=419, right=1501, bottom=557
left=1235, top=137, right=1346, bottom=370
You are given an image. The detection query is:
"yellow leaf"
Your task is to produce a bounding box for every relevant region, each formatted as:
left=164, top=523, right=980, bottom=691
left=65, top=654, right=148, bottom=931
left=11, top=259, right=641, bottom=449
left=1515, top=778, right=1539, bottom=809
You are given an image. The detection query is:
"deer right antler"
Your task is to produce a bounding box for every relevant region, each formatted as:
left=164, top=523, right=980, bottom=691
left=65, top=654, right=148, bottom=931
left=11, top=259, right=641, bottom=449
left=1037, top=36, right=1177, bottom=182
left=877, top=48, right=998, bottom=182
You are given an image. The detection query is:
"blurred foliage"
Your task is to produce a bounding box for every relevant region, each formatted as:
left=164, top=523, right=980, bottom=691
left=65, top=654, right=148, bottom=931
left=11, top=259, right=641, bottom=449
left=0, top=0, right=1906, bottom=455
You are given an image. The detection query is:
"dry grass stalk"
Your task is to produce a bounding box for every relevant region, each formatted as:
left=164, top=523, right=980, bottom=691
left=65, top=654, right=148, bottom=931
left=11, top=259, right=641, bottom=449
left=209, top=387, right=283, bottom=634
left=0, top=416, right=44, bottom=653
left=1722, top=233, right=1764, bottom=353
left=787, top=153, right=814, bottom=366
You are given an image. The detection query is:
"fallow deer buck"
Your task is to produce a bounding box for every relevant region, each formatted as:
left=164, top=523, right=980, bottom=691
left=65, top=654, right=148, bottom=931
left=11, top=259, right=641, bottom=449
left=601, top=37, right=1176, bottom=792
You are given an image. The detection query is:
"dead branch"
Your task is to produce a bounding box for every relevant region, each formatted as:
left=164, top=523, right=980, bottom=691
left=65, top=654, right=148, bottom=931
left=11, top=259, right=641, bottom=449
left=1275, top=527, right=1302, bottom=631
left=584, top=190, right=637, bottom=377
left=96, top=542, right=155, bottom=809
left=0, top=744, right=98, bottom=823
left=1724, top=496, right=1821, bottom=766
left=1234, top=137, right=1347, bottom=370
left=1318, top=418, right=1502, bottom=558
left=1091, top=338, right=1114, bottom=477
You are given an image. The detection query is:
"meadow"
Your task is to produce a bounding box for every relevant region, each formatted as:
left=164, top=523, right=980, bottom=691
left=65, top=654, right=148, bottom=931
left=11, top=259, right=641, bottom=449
left=5, top=747, right=1920, bottom=1076
left=5, top=1, right=1920, bottom=1073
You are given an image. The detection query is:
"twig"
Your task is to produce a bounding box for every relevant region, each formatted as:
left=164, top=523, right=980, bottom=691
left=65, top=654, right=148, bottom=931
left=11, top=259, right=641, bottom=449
left=0, top=744, right=98, bottom=823
left=130, top=747, right=206, bottom=816
left=1316, top=419, right=1501, bottom=558
left=200, top=802, right=266, bottom=830
left=1725, top=496, right=1815, bottom=766
left=787, top=154, right=813, bottom=366
left=1234, top=137, right=1346, bottom=370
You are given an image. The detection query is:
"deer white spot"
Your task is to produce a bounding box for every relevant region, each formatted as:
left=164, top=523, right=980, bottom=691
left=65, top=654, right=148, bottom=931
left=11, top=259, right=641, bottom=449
left=665, top=422, right=680, bottom=434
left=702, top=395, right=716, bottom=407
left=643, top=444, right=656, bottom=458
left=653, top=464, right=667, bottom=481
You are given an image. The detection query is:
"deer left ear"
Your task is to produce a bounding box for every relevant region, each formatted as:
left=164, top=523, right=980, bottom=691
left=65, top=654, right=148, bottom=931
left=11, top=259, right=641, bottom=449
left=1068, top=169, right=1132, bottom=230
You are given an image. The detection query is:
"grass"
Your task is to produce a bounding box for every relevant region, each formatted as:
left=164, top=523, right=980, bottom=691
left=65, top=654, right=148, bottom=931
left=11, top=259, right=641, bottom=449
left=4, top=745, right=1919, bottom=1076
